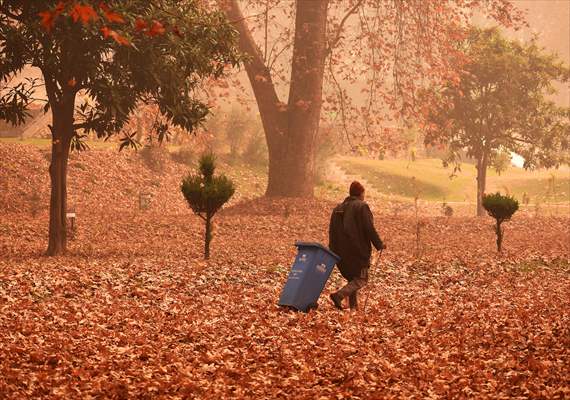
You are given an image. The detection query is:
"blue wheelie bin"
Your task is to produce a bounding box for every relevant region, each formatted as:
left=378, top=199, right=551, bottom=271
left=278, top=241, right=340, bottom=312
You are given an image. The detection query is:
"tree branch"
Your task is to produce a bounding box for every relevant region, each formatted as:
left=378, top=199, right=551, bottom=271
left=327, top=58, right=353, bottom=150
left=217, top=0, right=286, bottom=143
left=326, top=0, right=365, bottom=56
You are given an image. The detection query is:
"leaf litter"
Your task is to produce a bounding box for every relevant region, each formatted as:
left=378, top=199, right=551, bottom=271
left=0, top=144, right=569, bottom=398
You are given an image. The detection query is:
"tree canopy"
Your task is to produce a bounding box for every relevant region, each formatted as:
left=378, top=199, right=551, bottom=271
left=423, top=27, right=570, bottom=215
left=216, top=0, right=526, bottom=197
left=1, top=0, right=241, bottom=147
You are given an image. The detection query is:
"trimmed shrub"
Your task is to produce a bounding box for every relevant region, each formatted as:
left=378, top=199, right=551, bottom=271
left=482, top=192, right=519, bottom=252
left=181, top=153, right=235, bottom=259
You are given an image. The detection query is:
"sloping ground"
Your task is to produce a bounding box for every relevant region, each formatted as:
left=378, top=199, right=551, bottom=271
left=338, top=157, right=570, bottom=204
left=1, top=198, right=569, bottom=398
left=0, top=143, right=266, bottom=216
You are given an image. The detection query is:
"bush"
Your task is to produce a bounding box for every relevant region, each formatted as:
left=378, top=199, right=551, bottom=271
left=181, top=153, right=235, bottom=259
left=482, top=192, right=519, bottom=252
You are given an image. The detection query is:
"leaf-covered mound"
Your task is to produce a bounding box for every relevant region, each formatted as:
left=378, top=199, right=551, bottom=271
left=0, top=143, right=266, bottom=215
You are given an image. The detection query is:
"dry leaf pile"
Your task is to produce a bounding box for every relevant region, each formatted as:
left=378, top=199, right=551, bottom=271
left=1, top=144, right=569, bottom=398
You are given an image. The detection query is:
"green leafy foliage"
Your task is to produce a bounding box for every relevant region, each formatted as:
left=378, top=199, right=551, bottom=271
left=0, top=79, right=36, bottom=127
left=425, top=27, right=570, bottom=169
left=1, top=1, right=242, bottom=144
left=492, top=151, right=511, bottom=175
left=483, top=192, right=519, bottom=252
left=423, top=27, right=569, bottom=215
left=181, top=153, right=235, bottom=258
left=198, top=153, right=216, bottom=182
left=483, top=192, right=519, bottom=222
left=181, top=173, right=235, bottom=215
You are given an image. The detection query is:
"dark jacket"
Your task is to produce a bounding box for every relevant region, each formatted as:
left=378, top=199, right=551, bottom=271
left=328, top=196, right=383, bottom=280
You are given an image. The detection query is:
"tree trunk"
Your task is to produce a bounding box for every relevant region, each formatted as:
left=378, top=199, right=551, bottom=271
left=204, top=214, right=212, bottom=259
left=222, top=0, right=329, bottom=197
left=46, top=105, right=74, bottom=256
left=495, top=219, right=503, bottom=252
left=476, top=152, right=489, bottom=217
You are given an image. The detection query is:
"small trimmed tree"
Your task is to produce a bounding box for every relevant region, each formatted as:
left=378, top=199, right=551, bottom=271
left=482, top=192, right=519, bottom=253
left=181, top=153, right=235, bottom=259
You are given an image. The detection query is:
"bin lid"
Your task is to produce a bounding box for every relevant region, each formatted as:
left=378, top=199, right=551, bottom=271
left=295, top=241, right=340, bottom=261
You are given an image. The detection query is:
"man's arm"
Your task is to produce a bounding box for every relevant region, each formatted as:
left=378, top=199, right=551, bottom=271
left=328, top=212, right=335, bottom=249
left=363, top=204, right=384, bottom=250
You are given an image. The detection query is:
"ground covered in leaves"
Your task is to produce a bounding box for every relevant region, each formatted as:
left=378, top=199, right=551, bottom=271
left=1, top=144, right=569, bottom=398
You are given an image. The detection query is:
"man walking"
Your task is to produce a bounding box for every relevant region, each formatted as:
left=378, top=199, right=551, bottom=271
left=329, top=181, right=384, bottom=310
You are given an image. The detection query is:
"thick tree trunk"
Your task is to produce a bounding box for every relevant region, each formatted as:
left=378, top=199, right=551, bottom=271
left=476, top=152, right=489, bottom=217
left=46, top=105, right=75, bottom=256
left=222, top=0, right=329, bottom=197
left=266, top=0, right=328, bottom=197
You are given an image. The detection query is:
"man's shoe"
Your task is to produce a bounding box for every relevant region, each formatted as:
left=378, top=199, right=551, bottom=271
left=330, top=293, right=344, bottom=310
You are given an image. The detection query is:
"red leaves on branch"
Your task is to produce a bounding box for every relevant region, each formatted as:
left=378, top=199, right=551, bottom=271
left=39, top=1, right=65, bottom=32
left=99, top=2, right=125, bottom=23
left=39, top=11, right=57, bottom=32
left=38, top=1, right=131, bottom=45
left=70, top=3, right=99, bottom=24
left=38, top=1, right=168, bottom=44
left=134, top=18, right=168, bottom=37
left=147, top=21, right=166, bottom=37
left=135, top=18, right=148, bottom=32
left=100, top=26, right=130, bottom=46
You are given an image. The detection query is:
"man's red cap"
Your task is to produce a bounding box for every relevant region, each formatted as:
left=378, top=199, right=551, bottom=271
left=349, top=181, right=365, bottom=197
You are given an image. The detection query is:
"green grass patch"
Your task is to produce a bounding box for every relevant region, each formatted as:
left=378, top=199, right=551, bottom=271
left=490, top=176, right=570, bottom=203
left=338, top=157, right=473, bottom=201
left=339, top=156, right=570, bottom=203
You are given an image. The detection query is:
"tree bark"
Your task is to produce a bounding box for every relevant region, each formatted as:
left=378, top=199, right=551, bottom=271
left=222, top=0, right=329, bottom=197
left=495, top=219, right=503, bottom=252
left=46, top=94, right=75, bottom=256
left=204, top=214, right=212, bottom=259
left=46, top=120, right=73, bottom=255
left=476, top=151, right=489, bottom=217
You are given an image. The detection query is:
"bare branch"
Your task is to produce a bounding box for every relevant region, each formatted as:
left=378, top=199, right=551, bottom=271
left=327, top=58, right=353, bottom=150
left=326, top=0, right=365, bottom=56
